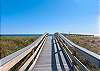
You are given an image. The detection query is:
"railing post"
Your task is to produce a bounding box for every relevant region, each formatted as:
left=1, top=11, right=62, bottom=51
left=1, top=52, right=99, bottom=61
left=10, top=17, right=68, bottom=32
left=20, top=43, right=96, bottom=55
left=57, top=33, right=100, bottom=68
left=0, top=33, right=48, bottom=71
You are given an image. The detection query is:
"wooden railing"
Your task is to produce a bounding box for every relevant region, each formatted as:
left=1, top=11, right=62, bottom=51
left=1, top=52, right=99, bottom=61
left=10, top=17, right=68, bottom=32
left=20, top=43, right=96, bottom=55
left=0, top=32, right=99, bottom=71
left=56, top=33, right=100, bottom=68
left=0, top=33, right=48, bottom=71
left=55, top=34, right=89, bottom=71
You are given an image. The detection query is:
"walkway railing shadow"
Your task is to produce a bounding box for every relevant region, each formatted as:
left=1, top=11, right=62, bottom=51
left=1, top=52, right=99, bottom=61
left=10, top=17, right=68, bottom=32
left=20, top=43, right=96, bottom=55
left=51, top=36, right=58, bottom=71
left=51, top=36, right=74, bottom=71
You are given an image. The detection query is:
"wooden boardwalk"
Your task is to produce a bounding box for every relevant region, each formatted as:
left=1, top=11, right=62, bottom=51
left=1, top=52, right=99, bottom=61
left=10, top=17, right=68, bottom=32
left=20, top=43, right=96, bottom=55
left=32, top=36, right=70, bottom=71
left=1, top=33, right=99, bottom=71
left=33, top=36, right=52, bottom=71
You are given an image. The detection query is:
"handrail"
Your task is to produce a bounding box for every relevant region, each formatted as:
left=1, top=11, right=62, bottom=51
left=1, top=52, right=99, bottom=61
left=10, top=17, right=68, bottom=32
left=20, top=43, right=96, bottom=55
left=55, top=36, right=89, bottom=71
left=56, top=33, right=100, bottom=68
left=28, top=38, right=46, bottom=71
left=0, top=33, right=48, bottom=71
left=63, top=43, right=89, bottom=71
left=19, top=38, right=46, bottom=71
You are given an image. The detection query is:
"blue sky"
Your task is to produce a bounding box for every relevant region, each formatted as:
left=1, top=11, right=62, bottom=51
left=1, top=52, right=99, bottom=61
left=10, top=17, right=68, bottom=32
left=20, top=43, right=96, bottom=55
left=1, top=0, right=99, bottom=34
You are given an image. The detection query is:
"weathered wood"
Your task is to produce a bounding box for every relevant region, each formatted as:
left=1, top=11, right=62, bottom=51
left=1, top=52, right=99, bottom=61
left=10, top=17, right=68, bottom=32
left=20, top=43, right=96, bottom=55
left=28, top=37, right=48, bottom=71
left=55, top=34, right=90, bottom=71
left=1, top=32, right=98, bottom=71
left=55, top=38, right=70, bottom=71
left=29, top=37, right=51, bottom=71
left=0, top=33, right=48, bottom=71
left=57, top=33, right=100, bottom=68
left=19, top=38, right=46, bottom=71
left=59, top=40, right=89, bottom=71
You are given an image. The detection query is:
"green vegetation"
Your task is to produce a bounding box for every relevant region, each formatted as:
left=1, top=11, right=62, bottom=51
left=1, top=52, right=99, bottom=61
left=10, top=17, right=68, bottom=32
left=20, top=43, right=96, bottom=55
left=0, top=36, right=38, bottom=59
left=65, top=35, right=100, bottom=55
left=64, top=35, right=100, bottom=71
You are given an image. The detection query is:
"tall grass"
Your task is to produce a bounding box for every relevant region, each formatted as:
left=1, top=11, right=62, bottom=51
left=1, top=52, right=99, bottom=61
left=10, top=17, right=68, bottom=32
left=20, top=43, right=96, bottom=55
left=65, top=35, right=100, bottom=55
left=65, top=35, right=100, bottom=71
left=0, top=36, right=38, bottom=59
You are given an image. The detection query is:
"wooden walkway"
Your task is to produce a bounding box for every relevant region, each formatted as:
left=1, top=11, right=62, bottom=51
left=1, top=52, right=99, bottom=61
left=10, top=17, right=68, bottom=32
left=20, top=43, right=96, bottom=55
left=33, top=36, right=52, bottom=71
left=1, top=33, right=99, bottom=71
left=32, top=36, right=70, bottom=71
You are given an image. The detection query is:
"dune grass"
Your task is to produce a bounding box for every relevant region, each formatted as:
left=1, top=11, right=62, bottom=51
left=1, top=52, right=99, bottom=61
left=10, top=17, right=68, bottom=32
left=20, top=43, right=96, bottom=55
left=64, top=35, right=100, bottom=70
left=0, top=36, right=38, bottom=59
left=65, top=35, right=100, bottom=55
